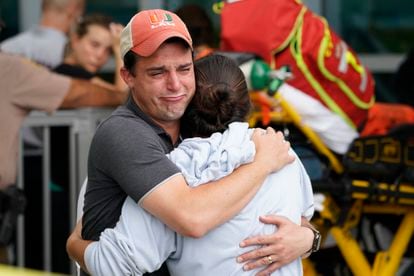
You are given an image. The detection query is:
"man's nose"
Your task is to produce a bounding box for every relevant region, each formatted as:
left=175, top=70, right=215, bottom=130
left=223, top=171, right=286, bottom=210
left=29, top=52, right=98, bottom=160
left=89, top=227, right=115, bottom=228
left=167, top=71, right=181, bottom=91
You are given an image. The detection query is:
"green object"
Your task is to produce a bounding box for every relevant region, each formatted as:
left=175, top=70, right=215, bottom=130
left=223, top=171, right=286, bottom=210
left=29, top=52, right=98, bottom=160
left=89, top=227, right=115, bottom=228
left=250, top=60, right=290, bottom=96
left=250, top=60, right=272, bottom=91
left=268, top=79, right=283, bottom=96
left=49, top=181, right=64, bottom=192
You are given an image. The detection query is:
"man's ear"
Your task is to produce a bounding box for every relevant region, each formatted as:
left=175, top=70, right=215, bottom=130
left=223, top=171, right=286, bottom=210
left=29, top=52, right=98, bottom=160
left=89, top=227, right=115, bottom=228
left=69, top=33, right=79, bottom=49
left=120, top=67, right=134, bottom=89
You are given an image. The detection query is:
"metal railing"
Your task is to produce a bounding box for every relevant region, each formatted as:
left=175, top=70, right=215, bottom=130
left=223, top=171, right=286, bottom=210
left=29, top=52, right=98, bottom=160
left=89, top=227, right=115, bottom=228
left=16, top=108, right=113, bottom=274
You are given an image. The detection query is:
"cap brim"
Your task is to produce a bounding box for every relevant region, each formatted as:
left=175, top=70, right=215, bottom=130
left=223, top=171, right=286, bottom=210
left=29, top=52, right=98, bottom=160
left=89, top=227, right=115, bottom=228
left=130, top=30, right=192, bottom=57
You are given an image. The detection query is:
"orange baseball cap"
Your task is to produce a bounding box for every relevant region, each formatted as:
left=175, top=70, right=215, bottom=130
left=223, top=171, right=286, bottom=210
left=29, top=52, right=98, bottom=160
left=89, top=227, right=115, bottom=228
left=120, top=9, right=193, bottom=58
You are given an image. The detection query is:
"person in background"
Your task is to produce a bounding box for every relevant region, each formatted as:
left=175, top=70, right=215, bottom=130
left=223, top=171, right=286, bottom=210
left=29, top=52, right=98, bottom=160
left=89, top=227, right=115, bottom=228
left=68, top=54, right=315, bottom=276
left=0, top=0, right=85, bottom=68
left=54, top=13, right=127, bottom=92
left=49, top=13, right=127, bottom=272
left=175, top=4, right=216, bottom=60
left=1, top=0, right=86, bottom=163
left=66, top=9, right=316, bottom=276
left=0, top=51, right=127, bottom=264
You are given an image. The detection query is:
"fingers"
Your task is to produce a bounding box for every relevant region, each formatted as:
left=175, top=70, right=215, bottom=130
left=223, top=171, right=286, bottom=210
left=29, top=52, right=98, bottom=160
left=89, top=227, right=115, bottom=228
left=239, top=234, right=273, bottom=248
left=265, top=126, right=276, bottom=134
left=238, top=243, right=278, bottom=267
left=251, top=126, right=294, bottom=173
left=259, top=214, right=289, bottom=225
left=252, top=128, right=266, bottom=138
left=238, top=252, right=283, bottom=273
left=255, top=261, right=283, bottom=276
left=109, top=22, right=124, bottom=34
left=109, top=23, right=124, bottom=50
left=253, top=127, right=281, bottom=136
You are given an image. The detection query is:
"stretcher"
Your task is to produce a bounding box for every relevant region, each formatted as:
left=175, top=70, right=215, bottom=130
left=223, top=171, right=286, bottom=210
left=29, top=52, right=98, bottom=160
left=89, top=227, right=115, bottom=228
left=247, top=82, right=414, bottom=276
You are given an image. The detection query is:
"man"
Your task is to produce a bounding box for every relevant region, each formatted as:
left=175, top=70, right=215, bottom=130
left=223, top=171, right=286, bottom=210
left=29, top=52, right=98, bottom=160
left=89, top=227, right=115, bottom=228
left=0, top=0, right=85, bottom=68
left=1, top=0, right=86, bottom=161
left=0, top=53, right=127, bottom=191
left=67, top=9, right=318, bottom=276
left=0, top=52, right=127, bottom=264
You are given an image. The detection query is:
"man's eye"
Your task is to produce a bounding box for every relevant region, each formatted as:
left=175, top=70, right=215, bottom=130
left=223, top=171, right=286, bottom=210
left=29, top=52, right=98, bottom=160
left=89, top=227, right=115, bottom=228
left=150, top=71, right=163, bottom=76
left=179, top=67, right=191, bottom=72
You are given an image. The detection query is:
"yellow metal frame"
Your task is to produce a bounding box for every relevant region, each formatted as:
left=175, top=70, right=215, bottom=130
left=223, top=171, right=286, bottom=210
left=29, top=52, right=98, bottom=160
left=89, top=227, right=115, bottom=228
left=249, top=91, right=344, bottom=174
left=248, top=90, right=414, bottom=275
left=319, top=198, right=414, bottom=276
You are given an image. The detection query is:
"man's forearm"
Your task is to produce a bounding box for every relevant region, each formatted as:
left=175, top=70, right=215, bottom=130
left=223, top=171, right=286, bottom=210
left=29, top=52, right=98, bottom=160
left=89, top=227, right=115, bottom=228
left=60, top=79, right=127, bottom=109
left=143, top=161, right=270, bottom=238
left=143, top=129, right=293, bottom=238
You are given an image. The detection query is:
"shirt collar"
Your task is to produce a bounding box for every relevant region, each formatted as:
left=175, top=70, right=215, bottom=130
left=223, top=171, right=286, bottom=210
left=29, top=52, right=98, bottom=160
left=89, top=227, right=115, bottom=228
left=125, top=94, right=180, bottom=146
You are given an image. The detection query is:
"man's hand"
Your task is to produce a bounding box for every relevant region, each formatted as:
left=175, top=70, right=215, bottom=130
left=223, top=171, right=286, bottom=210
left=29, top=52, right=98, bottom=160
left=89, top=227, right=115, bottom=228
left=237, top=215, right=313, bottom=276
left=251, top=127, right=295, bottom=174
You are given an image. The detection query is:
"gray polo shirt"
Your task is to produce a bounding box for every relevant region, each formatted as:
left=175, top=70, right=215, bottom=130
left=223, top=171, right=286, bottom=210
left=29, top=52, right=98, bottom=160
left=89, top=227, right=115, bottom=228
left=82, top=96, right=181, bottom=241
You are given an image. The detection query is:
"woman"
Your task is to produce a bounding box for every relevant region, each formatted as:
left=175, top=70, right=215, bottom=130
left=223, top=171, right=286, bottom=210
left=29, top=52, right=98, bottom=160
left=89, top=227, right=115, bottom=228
left=70, top=55, right=314, bottom=276
left=54, top=13, right=127, bottom=91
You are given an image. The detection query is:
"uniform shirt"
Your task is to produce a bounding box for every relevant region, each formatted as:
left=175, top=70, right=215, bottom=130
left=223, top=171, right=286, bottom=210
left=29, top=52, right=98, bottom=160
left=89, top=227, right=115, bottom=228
left=0, top=53, right=70, bottom=189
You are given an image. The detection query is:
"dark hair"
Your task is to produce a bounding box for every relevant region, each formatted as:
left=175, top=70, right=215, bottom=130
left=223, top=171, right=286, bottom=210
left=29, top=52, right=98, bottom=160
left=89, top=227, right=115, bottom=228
left=175, top=4, right=215, bottom=48
left=182, top=54, right=251, bottom=137
left=123, top=51, right=139, bottom=75
left=123, top=37, right=193, bottom=75
left=74, top=13, right=112, bottom=38
left=64, top=13, right=112, bottom=57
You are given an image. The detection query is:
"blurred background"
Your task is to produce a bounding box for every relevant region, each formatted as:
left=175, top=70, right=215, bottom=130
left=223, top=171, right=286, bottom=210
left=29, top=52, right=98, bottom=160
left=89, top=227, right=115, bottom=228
left=1, top=0, right=413, bottom=103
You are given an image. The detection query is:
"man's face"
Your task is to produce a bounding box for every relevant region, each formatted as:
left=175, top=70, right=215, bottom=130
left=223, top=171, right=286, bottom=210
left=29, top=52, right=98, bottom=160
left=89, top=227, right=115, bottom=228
left=126, top=42, right=195, bottom=128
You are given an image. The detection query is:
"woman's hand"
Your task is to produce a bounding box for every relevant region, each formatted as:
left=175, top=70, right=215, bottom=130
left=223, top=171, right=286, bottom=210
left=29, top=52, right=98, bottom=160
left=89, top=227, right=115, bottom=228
left=109, top=22, right=129, bottom=92
left=237, top=215, right=313, bottom=276
left=109, top=22, right=124, bottom=56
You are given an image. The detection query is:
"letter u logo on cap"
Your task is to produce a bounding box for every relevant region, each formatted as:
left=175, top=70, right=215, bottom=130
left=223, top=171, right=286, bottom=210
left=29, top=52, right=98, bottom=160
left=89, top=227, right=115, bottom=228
left=149, top=14, right=159, bottom=24
left=149, top=13, right=173, bottom=24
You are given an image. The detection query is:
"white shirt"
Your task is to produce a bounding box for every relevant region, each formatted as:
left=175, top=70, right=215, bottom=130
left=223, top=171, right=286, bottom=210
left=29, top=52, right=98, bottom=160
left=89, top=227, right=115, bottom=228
left=84, top=122, right=314, bottom=276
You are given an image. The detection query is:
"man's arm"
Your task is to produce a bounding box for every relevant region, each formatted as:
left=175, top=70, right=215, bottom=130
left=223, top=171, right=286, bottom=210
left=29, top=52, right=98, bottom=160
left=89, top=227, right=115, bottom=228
left=60, top=79, right=128, bottom=109
left=66, top=128, right=294, bottom=267
left=142, top=128, right=295, bottom=238
left=66, top=220, right=92, bottom=273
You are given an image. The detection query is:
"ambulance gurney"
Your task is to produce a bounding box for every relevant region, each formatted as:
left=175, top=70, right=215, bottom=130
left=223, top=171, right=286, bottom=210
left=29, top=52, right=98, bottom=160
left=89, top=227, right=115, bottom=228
left=243, top=58, right=414, bottom=276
